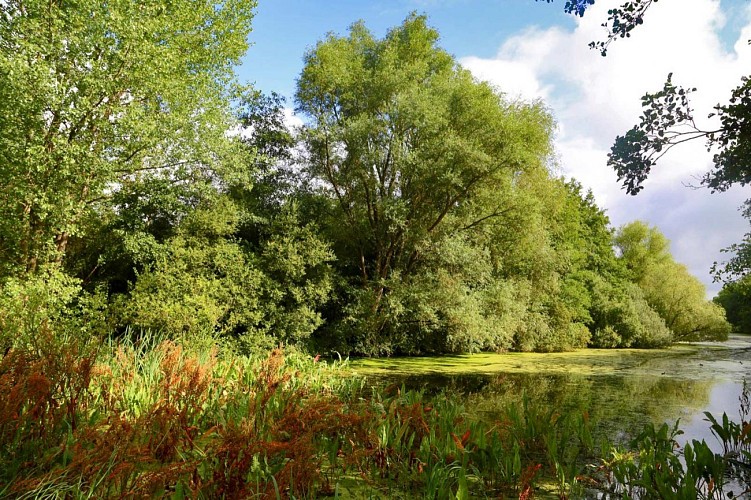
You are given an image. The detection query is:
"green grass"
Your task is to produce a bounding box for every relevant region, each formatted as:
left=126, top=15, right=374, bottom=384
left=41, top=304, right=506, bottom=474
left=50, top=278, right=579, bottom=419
left=1, top=330, right=748, bottom=498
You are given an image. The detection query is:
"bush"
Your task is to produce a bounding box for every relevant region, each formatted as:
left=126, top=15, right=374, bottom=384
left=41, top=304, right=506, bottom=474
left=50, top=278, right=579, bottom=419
left=113, top=202, right=333, bottom=350
left=0, top=267, right=106, bottom=351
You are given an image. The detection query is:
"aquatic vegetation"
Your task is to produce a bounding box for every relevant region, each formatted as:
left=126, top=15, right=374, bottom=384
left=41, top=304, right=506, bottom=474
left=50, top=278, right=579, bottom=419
left=589, top=380, right=751, bottom=499
left=0, top=333, right=750, bottom=498
left=0, top=335, right=601, bottom=498
left=349, top=344, right=704, bottom=377
left=593, top=420, right=747, bottom=499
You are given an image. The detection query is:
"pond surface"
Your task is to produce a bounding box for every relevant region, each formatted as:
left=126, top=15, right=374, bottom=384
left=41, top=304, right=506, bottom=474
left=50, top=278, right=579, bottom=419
left=350, top=335, right=751, bottom=447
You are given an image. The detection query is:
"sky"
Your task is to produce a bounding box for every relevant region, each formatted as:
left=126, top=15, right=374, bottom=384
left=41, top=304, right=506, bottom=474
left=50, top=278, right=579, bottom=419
left=237, top=0, right=751, bottom=296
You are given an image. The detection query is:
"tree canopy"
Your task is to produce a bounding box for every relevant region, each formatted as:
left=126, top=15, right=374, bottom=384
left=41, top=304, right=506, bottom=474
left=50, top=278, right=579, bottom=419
left=615, top=222, right=730, bottom=342
left=295, top=15, right=560, bottom=354
left=0, top=5, right=729, bottom=356
left=0, top=0, right=255, bottom=277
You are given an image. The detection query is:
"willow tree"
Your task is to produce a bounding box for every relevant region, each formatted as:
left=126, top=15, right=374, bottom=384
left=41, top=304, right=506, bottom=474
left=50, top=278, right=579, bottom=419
left=615, top=221, right=730, bottom=342
left=0, top=0, right=255, bottom=277
left=296, top=16, right=554, bottom=354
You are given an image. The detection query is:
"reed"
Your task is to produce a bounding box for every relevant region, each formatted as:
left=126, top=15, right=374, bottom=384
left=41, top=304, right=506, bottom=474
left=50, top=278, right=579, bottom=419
left=2, top=329, right=748, bottom=498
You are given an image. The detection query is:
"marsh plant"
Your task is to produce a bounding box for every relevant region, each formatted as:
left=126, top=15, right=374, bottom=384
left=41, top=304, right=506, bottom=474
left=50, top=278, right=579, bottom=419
left=591, top=381, right=751, bottom=499
left=3, top=329, right=751, bottom=498
left=0, top=332, right=603, bottom=498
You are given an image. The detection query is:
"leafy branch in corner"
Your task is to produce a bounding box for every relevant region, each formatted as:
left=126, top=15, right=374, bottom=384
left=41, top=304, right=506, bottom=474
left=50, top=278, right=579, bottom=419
left=539, top=0, right=595, bottom=16
left=609, top=73, right=702, bottom=195
left=590, top=0, right=659, bottom=56
left=609, top=74, right=751, bottom=197
left=539, top=0, right=658, bottom=55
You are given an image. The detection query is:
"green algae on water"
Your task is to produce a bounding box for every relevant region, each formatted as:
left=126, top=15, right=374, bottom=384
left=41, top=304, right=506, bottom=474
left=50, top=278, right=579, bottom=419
left=350, top=345, right=699, bottom=378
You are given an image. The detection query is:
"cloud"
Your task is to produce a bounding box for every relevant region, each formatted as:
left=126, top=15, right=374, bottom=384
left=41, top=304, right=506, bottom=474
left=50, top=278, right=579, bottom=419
left=283, top=107, right=304, bottom=129
left=460, top=0, right=751, bottom=295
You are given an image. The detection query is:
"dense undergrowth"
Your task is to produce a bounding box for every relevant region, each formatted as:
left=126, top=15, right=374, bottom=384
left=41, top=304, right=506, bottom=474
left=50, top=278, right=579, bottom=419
left=1, top=330, right=750, bottom=498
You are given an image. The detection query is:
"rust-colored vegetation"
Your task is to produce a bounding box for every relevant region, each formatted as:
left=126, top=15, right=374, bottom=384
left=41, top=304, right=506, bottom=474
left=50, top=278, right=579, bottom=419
left=2, top=331, right=748, bottom=498
left=0, top=334, right=604, bottom=498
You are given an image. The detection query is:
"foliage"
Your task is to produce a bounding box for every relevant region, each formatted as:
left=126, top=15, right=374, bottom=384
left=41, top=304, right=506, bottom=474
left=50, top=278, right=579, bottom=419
left=715, top=274, right=751, bottom=334
left=614, top=221, right=730, bottom=343
left=613, top=220, right=671, bottom=281
left=541, top=0, right=658, bottom=55
left=596, top=421, right=730, bottom=499
left=587, top=0, right=660, bottom=56
left=539, top=0, right=596, bottom=18
left=3, top=327, right=750, bottom=498
left=0, top=267, right=106, bottom=352
left=0, top=0, right=255, bottom=276
left=588, top=280, right=673, bottom=348
left=0, top=330, right=600, bottom=498
left=233, top=90, right=299, bottom=217
left=293, top=15, right=704, bottom=355
left=594, top=381, right=751, bottom=498
left=641, top=263, right=730, bottom=342
left=0, top=0, right=727, bottom=383
left=296, top=15, right=559, bottom=355
left=611, top=74, right=751, bottom=200
left=113, top=199, right=333, bottom=349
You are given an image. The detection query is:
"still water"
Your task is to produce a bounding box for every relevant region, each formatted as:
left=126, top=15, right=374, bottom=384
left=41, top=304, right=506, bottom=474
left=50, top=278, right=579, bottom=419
left=352, top=335, right=751, bottom=447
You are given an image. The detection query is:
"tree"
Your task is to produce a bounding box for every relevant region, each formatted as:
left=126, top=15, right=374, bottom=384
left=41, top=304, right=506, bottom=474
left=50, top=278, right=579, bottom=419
left=0, top=0, right=255, bottom=277
left=295, top=15, right=556, bottom=354
left=714, top=275, right=751, bottom=334
left=614, top=221, right=730, bottom=342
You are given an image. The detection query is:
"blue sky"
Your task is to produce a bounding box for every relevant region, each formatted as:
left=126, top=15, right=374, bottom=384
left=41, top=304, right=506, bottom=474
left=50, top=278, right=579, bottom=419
left=239, top=0, right=577, bottom=100
left=236, top=0, right=751, bottom=294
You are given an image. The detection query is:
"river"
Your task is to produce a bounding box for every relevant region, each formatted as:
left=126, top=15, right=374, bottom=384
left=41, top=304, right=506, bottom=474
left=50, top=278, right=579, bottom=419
left=351, top=335, right=751, bottom=448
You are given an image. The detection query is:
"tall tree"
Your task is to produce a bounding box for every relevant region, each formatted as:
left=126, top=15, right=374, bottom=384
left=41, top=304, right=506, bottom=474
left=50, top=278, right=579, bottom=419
left=295, top=15, right=555, bottom=354
left=614, top=221, right=730, bottom=341
left=0, top=0, right=255, bottom=277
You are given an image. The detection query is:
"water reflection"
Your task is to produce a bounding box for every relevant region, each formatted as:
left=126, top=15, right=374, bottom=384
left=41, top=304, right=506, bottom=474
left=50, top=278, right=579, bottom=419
left=361, top=336, right=751, bottom=445
left=367, top=371, right=714, bottom=443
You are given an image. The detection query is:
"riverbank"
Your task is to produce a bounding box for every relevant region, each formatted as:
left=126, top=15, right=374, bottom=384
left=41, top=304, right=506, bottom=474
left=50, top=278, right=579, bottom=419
left=2, top=334, right=749, bottom=498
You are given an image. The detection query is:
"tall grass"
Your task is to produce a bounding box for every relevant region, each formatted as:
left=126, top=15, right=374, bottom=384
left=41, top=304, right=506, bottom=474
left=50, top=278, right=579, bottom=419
left=2, top=328, right=748, bottom=498
left=0, top=328, right=599, bottom=498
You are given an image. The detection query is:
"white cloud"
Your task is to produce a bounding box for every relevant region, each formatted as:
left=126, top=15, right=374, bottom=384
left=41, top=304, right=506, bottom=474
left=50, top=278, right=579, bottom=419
left=283, top=107, right=304, bottom=129
left=460, top=0, right=751, bottom=295
left=462, top=55, right=552, bottom=102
